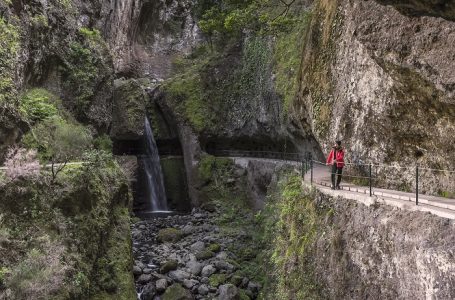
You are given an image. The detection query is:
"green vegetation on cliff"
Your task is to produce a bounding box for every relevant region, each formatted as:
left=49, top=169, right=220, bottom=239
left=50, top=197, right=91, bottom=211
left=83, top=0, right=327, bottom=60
left=62, top=27, right=113, bottom=120
left=197, top=155, right=267, bottom=285
left=274, top=12, right=312, bottom=111
left=0, top=152, right=135, bottom=299
left=257, top=174, right=328, bottom=298
left=0, top=16, right=20, bottom=106
left=163, top=0, right=311, bottom=133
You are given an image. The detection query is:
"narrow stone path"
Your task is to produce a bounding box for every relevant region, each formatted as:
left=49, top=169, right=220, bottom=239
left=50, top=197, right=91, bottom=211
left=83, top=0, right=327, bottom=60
left=307, top=164, right=455, bottom=219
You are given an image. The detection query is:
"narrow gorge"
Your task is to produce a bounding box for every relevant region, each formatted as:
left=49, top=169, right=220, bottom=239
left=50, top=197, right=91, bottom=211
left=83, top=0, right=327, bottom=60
left=0, top=0, right=454, bottom=299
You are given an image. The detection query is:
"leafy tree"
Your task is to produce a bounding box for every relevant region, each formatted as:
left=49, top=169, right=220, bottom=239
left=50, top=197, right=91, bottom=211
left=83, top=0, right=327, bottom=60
left=196, top=0, right=299, bottom=45
left=22, top=116, right=93, bottom=181
left=20, top=89, right=59, bottom=124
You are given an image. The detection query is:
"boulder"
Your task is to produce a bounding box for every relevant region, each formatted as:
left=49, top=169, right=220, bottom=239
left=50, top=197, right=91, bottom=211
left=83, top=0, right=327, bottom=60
left=214, top=260, right=234, bottom=272
left=110, top=79, right=146, bottom=140
left=157, top=228, right=183, bottom=243
left=182, top=224, right=195, bottom=235
left=218, top=284, right=240, bottom=300
left=138, top=274, right=153, bottom=284
left=186, top=261, right=203, bottom=276
left=160, top=260, right=179, bottom=274
left=182, top=279, right=199, bottom=289
left=195, top=250, right=215, bottom=261
left=201, top=265, right=216, bottom=277
left=190, top=241, right=205, bottom=253
left=133, top=265, right=142, bottom=276
left=141, top=283, right=156, bottom=300
left=156, top=278, right=168, bottom=293
left=162, top=283, right=194, bottom=300
left=197, top=284, right=209, bottom=296
left=168, top=270, right=191, bottom=282
left=209, top=274, right=227, bottom=287
left=207, top=243, right=221, bottom=253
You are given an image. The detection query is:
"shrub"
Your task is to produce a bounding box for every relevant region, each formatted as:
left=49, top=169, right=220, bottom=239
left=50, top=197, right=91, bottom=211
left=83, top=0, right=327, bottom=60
left=4, top=147, right=41, bottom=181
left=198, top=155, right=233, bottom=184
left=22, top=116, right=92, bottom=163
left=93, top=134, right=113, bottom=152
left=22, top=116, right=92, bottom=181
left=20, top=88, right=59, bottom=124
left=7, top=243, right=69, bottom=299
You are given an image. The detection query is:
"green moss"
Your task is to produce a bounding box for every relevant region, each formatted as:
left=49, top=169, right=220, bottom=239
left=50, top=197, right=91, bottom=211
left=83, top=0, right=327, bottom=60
left=207, top=243, right=221, bottom=253
left=257, top=174, right=328, bottom=298
left=164, top=70, right=211, bottom=132
left=91, top=207, right=136, bottom=300
left=0, top=17, right=20, bottom=106
left=230, top=274, right=243, bottom=286
left=162, top=283, right=193, bottom=300
left=209, top=273, right=227, bottom=287
left=61, top=29, right=112, bottom=119
left=198, top=155, right=233, bottom=184
left=297, top=0, right=342, bottom=139
left=157, top=228, right=183, bottom=243
left=195, top=249, right=215, bottom=260
left=160, top=260, right=178, bottom=274
left=274, top=12, right=311, bottom=112
left=239, top=289, right=251, bottom=300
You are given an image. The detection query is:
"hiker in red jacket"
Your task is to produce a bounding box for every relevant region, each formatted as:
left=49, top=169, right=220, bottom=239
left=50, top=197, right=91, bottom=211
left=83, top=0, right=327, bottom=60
left=326, top=140, right=345, bottom=189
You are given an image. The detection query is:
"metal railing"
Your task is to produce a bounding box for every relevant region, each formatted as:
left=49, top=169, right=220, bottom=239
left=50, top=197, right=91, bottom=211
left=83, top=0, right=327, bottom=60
left=307, top=159, right=455, bottom=205
left=210, top=149, right=454, bottom=205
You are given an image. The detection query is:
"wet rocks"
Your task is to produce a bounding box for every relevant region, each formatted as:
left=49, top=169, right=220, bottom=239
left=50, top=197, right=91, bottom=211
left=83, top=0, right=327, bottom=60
left=157, top=228, right=184, bottom=243
left=161, top=260, right=179, bottom=273
left=162, top=283, right=194, bottom=300
left=132, top=208, right=261, bottom=299
left=201, top=265, right=216, bottom=277
left=218, top=284, right=240, bottom=300
left=156, top=278, right=168, bottom=293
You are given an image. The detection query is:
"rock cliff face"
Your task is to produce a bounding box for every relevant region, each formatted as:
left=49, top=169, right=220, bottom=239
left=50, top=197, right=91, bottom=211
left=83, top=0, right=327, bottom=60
left=260, top=174, right=455, bottom=299
left=293, top=0, right=455, bottom=174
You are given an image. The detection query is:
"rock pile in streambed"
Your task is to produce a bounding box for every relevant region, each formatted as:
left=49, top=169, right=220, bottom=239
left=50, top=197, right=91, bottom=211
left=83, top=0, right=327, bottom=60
left=132, top=208, right=261, bottom=300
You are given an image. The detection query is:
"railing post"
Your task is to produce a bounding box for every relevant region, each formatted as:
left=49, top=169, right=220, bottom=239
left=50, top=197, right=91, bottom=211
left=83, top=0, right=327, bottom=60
left=310, top=159, right=313, bottom=185
left=416, top=164, right=419, bottom=205
left=301, top=159, right=304, bottom=179
left=369, top=163, right=372, bottom=197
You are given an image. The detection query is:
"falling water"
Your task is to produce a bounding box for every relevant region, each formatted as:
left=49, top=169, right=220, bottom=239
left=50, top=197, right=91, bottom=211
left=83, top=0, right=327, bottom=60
left=143, top=117, right=168, bottom=212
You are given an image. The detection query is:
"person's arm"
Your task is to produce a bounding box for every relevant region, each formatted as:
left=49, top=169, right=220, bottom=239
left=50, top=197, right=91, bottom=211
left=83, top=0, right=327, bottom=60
left=326, top=149, right=334, bottom=165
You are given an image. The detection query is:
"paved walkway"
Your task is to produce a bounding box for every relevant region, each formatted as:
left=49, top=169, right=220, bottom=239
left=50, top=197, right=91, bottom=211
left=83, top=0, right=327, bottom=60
left=307, top=164, right=455, bottom=220
left=3, top=155, right=453, bottom=219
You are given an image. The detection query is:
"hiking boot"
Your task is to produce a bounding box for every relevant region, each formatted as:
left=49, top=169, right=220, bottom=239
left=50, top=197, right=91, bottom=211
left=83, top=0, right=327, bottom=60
left=331, top=185, right=335, bottom=190
left=336, top=186, right=341, bottom=190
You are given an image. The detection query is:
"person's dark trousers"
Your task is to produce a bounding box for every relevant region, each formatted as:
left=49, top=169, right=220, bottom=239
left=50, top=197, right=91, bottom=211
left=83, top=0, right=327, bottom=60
left=331, top=164, right=343, bottom=188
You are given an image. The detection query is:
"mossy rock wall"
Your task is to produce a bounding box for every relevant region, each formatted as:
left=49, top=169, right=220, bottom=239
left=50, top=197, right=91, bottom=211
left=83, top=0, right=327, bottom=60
left=110, top=78, right=146, bottom=141
left=0, top=155, right=136, bottom=299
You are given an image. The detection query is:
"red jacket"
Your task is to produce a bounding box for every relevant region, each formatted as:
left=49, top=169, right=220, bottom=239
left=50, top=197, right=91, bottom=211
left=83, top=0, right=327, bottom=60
left=326, top=147, right=345, bottom=168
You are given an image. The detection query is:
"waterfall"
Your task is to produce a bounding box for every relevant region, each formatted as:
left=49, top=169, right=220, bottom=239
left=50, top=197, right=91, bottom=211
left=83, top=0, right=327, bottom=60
left=143, top=117, right=168, bottom=212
